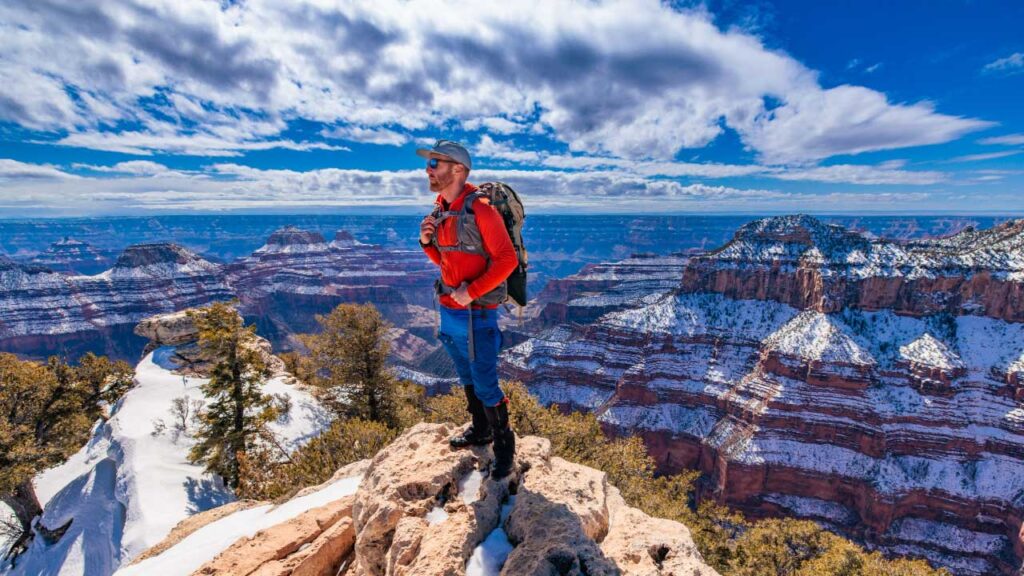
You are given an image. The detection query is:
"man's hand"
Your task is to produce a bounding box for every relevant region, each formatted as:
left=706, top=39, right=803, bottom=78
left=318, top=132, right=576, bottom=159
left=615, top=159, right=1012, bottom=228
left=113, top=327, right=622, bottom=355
left=419, top=215, right=436, bottom=245
left=452, top=283, right=473, bottom=307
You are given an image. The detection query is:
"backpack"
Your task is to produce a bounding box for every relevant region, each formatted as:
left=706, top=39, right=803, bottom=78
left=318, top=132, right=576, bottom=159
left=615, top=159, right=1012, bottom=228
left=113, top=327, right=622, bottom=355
left=431, top=181, right=528, bottom=307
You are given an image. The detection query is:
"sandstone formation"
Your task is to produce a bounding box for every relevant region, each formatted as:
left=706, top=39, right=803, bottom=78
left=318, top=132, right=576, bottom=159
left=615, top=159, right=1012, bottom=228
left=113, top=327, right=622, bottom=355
left=143, top=423, right=718, bottom=576
left=503, top=215, right=1024, bottom=576
left=0, top=244, right=233, bottom=359
left=524, top=253, right=690, bottom=329
left=681, top=214, right=1024, bottom=322
left=223, top=226, right=441, bottom=372
left=0, top=228, right=442, bottom=369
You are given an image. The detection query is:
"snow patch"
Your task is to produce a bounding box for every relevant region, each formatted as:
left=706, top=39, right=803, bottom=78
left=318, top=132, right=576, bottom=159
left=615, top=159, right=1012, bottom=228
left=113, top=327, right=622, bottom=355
left=465, top=495, right=515, bottom=576
left=116, top=475, right=362, bottom=576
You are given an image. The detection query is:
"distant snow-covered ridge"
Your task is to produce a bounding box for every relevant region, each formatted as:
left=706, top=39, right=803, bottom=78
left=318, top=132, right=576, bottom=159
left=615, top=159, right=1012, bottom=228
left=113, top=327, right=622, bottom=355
left=683, top=215, right=1024, bottom=322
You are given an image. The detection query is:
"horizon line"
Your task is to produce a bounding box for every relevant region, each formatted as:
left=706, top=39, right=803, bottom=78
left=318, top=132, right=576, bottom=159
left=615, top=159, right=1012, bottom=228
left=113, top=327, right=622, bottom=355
left=2, top=210, right=1024, bottom=221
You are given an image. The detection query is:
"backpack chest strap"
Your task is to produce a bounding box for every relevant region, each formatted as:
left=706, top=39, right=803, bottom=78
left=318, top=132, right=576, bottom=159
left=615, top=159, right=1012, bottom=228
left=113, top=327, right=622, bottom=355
left=431, top=194, right=489, bottom=258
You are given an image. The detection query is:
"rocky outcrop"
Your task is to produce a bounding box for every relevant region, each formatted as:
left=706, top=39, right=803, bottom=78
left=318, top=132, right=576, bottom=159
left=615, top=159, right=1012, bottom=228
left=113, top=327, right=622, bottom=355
left=134, top=309, right=198, bottom=348
left=134, top=308, right=287, bottom=376
left=136, top=423, right=718, bottom=576
left=504, top=215, right=1024, bottom=576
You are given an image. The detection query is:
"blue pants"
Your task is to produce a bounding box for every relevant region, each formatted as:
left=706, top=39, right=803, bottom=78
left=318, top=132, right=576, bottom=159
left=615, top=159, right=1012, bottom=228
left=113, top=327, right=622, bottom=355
left=438, top=306, right=505, bottom=407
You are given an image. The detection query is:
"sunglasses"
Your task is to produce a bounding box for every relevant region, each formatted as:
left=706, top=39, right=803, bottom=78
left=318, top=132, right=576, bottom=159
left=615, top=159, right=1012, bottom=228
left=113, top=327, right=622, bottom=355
left=426, top=157, right=455, bottom=169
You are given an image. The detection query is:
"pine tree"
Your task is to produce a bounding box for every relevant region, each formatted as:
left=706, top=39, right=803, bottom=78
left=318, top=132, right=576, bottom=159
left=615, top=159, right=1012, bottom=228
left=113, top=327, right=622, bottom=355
left=74, top=353, right=134, bottom=421
left=298, top=303, right=399, bottom=427
left=1, top=352, right=135, bottom=561
left=187, top=302, right=277, bottom=490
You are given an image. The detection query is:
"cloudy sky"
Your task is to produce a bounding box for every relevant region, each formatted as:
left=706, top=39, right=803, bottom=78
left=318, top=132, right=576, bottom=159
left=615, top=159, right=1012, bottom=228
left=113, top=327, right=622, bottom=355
left=0, top=0, right=1021, bottom=216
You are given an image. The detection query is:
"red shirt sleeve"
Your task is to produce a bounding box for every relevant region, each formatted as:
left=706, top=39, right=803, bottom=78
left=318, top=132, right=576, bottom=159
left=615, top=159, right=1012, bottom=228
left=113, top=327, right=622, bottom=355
left=467, top=199, right=518, bottom=301
left=421, top=241, right=441, bottom=265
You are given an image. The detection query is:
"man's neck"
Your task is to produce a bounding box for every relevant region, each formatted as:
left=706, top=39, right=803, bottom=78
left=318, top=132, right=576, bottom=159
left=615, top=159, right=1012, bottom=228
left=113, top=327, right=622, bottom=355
left=440, top=180, right=468, bottom=205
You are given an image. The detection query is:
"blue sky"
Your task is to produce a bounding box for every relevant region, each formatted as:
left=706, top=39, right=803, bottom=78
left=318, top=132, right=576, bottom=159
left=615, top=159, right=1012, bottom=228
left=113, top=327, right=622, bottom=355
left=0, top=0, right=1021, bottom=216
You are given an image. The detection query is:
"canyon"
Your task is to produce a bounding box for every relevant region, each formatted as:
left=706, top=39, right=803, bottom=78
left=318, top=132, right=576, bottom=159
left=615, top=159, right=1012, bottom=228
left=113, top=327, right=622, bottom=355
left=503, top=215, right=1024, bottom=575
left=0, top=227, right=441, bottom=370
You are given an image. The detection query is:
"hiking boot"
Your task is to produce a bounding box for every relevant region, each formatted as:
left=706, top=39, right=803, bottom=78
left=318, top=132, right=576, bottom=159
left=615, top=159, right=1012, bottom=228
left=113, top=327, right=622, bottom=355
left=449, top=385, right=493, bottom=449
left=449, top=426, right=493, bottom=448
left=484, top=401, right=516, bottom=479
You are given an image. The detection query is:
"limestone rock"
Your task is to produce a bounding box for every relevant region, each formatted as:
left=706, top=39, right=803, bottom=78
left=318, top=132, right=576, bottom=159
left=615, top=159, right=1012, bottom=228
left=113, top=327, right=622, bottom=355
left=602, top=486, right=718, bottom=576
left=504, top=215, right=1024, bottom=576
left=128, top=500, right=262, bottom=566
left=136, top=424, right=718, bottom=576
left=135, top=309, right=198, bottom=347
left=195, top=496, right=355, bottom=575
left=134, top=307, right=286, bottom=376
left=351, top=422, right=508, bottom=576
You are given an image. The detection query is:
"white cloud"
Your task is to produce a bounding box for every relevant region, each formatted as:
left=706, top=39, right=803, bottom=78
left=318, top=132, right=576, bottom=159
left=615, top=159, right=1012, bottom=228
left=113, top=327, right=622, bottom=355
left=983, top=52, right=1024, bottom=74
left=475, top=141, right=947, bottom=184
left=538, top=154, right=764, bottom=178
left=73, top=160, right=173, bottom=175
left=49, top=131, right=347, bottom=157
left=770, top=163, right=946, bottom=185
left=737, top=85, right=990, bottom=165
left=0, top=159, right=79, bottom=180
left=475, top=135, right=543, bottom=164
left=3, top=158, right=1020, bottom=216
left=948, top=150, right=1021, bottom=163
left=979, top=133, right=1024, bottom=146
left=322, top=125, right=410, bottom=146
left=0, top=0, right=990, bottom=163
left=463, top=117, right=527, bottom=135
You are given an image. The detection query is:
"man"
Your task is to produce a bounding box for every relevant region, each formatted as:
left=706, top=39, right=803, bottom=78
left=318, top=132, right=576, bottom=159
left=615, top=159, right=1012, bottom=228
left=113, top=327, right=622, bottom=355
left=417, top=139, right=519, bottom=479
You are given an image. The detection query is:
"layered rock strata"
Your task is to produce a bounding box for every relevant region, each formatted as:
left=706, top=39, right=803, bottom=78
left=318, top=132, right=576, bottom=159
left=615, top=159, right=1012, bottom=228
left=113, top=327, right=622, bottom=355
left=224, top=227, right=439, bottom=365
left=29, top=237, right=114, bottom=275
left=0, top=228, right=442, bottom=367
left=682, top=214, right=1024, bottom=321
left=137, top=423, right=719, bottom=575
left=0, top=245, right=232, bottom=359
left=523, top=253, right=690, bottom=330
left=503, top=215, right=1024, bottom=576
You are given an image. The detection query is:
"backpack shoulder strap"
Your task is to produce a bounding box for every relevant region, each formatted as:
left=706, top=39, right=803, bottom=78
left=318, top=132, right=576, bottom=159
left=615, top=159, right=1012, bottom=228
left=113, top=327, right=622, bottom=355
left=462, top=191, right=484, bottom=215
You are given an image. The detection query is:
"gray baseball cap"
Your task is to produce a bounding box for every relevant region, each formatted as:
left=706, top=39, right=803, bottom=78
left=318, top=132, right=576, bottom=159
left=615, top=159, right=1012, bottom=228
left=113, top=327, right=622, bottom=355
left=415, top=139, right=472, bottom=170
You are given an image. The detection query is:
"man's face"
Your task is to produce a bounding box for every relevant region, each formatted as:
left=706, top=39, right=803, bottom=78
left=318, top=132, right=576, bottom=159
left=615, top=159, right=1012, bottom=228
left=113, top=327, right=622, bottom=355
left=426, top=157, right=458, bottom=192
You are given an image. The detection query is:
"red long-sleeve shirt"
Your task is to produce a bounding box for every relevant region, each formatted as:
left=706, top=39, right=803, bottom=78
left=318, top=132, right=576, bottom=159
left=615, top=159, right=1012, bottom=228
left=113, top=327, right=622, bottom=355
left=422, top=183, right=518, bottom=309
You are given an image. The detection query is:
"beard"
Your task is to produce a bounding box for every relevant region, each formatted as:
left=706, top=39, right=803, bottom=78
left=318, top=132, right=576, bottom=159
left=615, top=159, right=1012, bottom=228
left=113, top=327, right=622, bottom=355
left=428, top=170, right=454, bottom=193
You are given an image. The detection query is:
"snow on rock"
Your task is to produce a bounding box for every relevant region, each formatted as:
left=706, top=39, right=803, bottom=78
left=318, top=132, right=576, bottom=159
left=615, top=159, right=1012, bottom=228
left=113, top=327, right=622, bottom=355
left=0, top=347, right=328, bottom=576
left=116, top=475, right=361, bottom=576
left=251, top=227, right=330, bottom=255
left=899, top=333, right=965, bottom=372
left=505, top=217, right=1024, bottom=575
left=599, top=404, right=718, bottom=437
left=139, top=425, right=718, bottom=576
left=465, top=496, right=516, bottom=576
left=764, top=311, right=876, bottom=366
